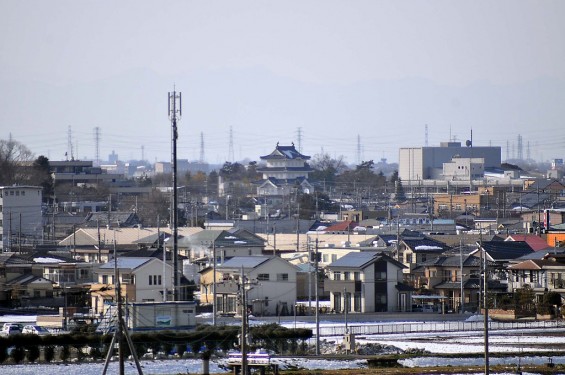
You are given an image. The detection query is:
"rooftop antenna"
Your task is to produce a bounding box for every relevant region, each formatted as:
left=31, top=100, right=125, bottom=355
left=168, top=88, right=182, bottom=301
left=297, top=127, right=303, bottom=153
left=425, top=124, right=428, bottom=147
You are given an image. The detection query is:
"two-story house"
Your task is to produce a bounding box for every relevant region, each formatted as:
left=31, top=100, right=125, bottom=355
left=416, top=255, right=495, bottom=312
left=90, top=257, right=173, bottom=315
left=199, top=255, right=299, bottom=316
left=324, top=252, right=411, bottom=313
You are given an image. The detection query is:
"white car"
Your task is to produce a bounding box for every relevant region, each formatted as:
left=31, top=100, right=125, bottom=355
left=22, top=325, right=50, bottom=336
left=1, top=323, right=22, bottom=336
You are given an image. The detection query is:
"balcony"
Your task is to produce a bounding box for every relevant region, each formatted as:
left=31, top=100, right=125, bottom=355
left=324, top=279, right=359, bottom=293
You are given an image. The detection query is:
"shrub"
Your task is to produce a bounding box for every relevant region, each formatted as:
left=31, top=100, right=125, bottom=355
left=10, top=346, right=25, bottom=364
left=26, top=345, right=40, bottom=363
left=44, top=345, right=55, bottom=363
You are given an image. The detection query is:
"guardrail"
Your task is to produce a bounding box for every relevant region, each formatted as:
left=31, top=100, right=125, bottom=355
left=317, top=319, right=564, bottom=337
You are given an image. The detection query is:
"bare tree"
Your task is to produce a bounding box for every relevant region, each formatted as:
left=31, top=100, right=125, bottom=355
left=0, top=138, right=35, bottom=185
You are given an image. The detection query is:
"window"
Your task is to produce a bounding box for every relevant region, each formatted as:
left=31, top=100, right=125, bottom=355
left=257, top=273, right=270, bottom=281
left=343, top=272, right=350, bottom=281
left=158, top=275, right=162, bottom=285
left=331, top=254, right=337, bottom=262
left=375, top=271, right=386, bottom=280
left=102, top=275, right=108, bottom=284
left=405, top=253, right=413, bottom=263
left=353, top=292, right=362, bottom=312
left=149, top=275, right=153, bottom=285
left=34, top=290, right=41, bottom=298
left=354, top=272, right=361, bottom=281
left=21, top=191, right=25, bottom=196
left=322, top=254, right=329, bottom=263
left=333, top=271, right=341, bottom=281
left=122, top=274, right=131, bottom=284
left=276, top=273, right=288, bottom=281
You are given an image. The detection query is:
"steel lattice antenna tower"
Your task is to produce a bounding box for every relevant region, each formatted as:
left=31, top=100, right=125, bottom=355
left=527, top=141, right=531, bottom=160
left=506, top=140, right=510, bottom=161
left=517, top=134, right=523, bottom=160
left=199, top=132, right=205, bottom=163
left=425, top=124, right=428, bottom=147
left=356, top=134, right=361, bottom=164
left=228, top=126, right=235, bottom=162
left=67, top=125, right=73, bottom=160
left=94, top=127, right=101, bottom=166
left=297, top=127, right=302, bottom=152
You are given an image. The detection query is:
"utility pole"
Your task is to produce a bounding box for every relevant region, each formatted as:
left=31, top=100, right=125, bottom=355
left=483, top=241, right=489, bottom=375
left=315, top=238, right=320, bottom=355
left=102, top=237, right=143, bottom=375
left=240, top=266, right=248, bottom=375
left=168, top=89, right=182, bottom=301
left=212, top=239, right=217, bottom=326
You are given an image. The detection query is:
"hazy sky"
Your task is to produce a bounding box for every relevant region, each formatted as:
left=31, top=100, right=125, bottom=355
left=1, top=1, right=564, bottom=165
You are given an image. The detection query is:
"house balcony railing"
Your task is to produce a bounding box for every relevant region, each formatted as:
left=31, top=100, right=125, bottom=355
left=324, top=279, right=362, bottom=293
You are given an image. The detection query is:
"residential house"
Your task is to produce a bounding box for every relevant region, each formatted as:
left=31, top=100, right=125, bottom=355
left=397, top=237, right=451, bottom=273
left=5, top=274, right=54, bottom=308
left=324, top=252, right=411, bottom=313
left=505, top=234, right=552, bottom=252
left=183, top=228, right=265, bottom=264
left=199, top=256, right=299, bottom=316
left=90, top=257, right=174, bottom=315
left=416, top=255, right=494, bottom=312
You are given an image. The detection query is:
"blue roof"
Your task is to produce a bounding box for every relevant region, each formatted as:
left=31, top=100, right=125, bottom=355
left=99, top=257, right=153, bottom=270
left=328, top=251, right=404, bottom=269
left=218, top=256, right=271, bottom=269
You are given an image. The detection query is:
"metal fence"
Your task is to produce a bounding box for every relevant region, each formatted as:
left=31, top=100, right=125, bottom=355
left=318, top=319, right=564, bottom=337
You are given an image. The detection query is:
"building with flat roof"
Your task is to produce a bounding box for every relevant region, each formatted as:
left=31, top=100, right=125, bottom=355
left=0, top=186, right=43, bottom=251
left=399, top=141, right=501, bottom=182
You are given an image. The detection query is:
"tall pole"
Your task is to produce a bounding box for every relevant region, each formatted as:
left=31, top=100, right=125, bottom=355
left=240, top=266, right=248, bottom=375
left=212, top=240, right=217, bottom=326
left=483, top=244, right=489, bottom=375
left=460, top=238, right=464, bottom=314
left=315, top=238, right=320, bottom=355
left=169, top=90, right=182, bottom=301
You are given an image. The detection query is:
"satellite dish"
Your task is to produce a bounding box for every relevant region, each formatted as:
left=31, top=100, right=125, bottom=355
left=466, top=140, right=472, bottom=147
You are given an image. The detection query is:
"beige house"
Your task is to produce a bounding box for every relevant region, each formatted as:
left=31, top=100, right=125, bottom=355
left=200, top=255, right=299, bottom=316
left=90, top=257, right=173, bottom=315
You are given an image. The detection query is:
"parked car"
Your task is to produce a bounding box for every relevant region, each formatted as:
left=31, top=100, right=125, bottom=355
left=1, top=323, right=22, bottom=336
left=22, top=325, right=50, bottom=336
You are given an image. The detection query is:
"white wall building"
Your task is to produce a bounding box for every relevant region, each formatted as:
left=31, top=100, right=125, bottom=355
left=399, top=141, right=501, bottom=182
left=0, top=185, right=43, bottom=251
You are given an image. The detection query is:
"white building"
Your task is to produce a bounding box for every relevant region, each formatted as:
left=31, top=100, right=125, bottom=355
left=202, top=255, right=299, bottom=316
left=399, top=141, right=501, bottom=182
left=90, top=257, right=174, bottom=315
left=0, top=185, right=43, bottom=251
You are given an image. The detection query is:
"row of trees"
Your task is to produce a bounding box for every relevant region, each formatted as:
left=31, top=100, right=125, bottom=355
left=0, top=324, right=312, bottom=364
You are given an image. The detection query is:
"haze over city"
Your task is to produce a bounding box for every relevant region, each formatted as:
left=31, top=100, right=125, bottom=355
left=1, top=1, right=564, bottom=165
